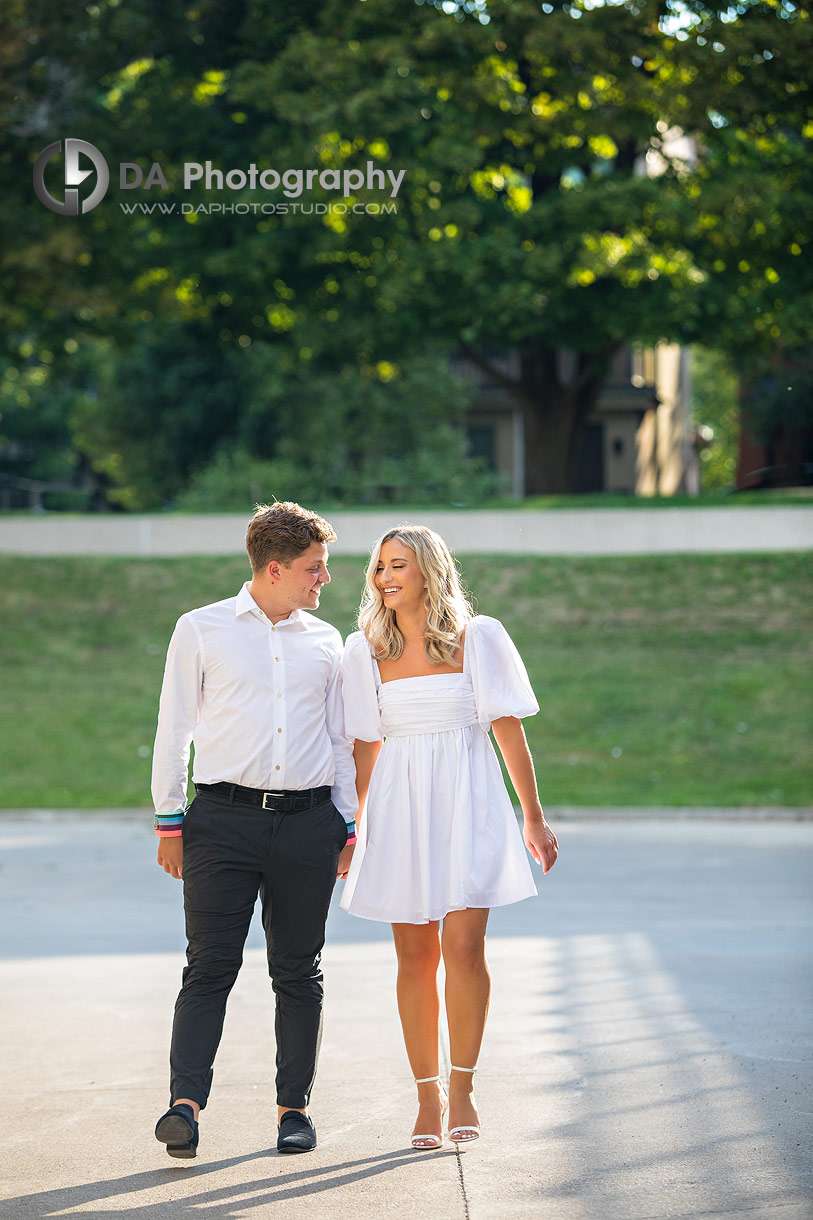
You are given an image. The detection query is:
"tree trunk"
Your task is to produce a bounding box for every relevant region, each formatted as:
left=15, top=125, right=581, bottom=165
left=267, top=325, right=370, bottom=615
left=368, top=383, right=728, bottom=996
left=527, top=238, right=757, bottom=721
left=458, top=339, right=618, bottom=494
left=520, top=390, right=585, bottom=494
left=519, top=344, right=617, bottom=494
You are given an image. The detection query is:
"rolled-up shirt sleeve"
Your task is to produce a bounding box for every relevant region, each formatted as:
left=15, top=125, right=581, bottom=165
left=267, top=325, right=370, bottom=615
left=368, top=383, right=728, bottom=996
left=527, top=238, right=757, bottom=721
left=151, top=614, right=204, bottom=815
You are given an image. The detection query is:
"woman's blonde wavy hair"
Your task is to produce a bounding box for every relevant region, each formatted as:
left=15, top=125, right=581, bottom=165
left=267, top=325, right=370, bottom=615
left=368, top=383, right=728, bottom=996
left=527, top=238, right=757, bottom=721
left=358, top=524, right=473, bottom=665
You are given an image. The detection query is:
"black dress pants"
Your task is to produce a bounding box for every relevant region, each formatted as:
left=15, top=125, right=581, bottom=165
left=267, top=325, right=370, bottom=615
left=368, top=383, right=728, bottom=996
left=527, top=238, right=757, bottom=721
left=168, top=788, right=347, bottom=1110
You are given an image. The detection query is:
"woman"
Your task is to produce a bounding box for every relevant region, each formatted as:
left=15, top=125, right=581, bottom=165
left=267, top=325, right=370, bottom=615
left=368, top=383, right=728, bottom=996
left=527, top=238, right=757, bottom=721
left=340, top=524, right=558, bottom=1149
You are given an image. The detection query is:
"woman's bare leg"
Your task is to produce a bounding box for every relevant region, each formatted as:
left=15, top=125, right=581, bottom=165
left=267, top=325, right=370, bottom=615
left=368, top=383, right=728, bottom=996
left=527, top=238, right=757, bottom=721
left=441, top=908, right=490, bottom=1134
left=391, top=921, right=446, bottom=1143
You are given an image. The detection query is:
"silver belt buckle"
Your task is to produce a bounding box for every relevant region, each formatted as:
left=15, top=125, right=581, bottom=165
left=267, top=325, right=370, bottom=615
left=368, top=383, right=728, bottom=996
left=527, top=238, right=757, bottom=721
left=262, top=791, right=283, bottom=809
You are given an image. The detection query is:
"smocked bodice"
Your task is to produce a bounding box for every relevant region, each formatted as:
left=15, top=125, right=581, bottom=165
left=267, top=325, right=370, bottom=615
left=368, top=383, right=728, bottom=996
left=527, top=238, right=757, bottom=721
left=377, top=674, right=478, bottom=738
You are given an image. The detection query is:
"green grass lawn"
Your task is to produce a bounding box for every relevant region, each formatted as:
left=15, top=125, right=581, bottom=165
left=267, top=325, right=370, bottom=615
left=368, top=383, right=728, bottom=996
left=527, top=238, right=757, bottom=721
left=1, top=553, right=810, bottom=808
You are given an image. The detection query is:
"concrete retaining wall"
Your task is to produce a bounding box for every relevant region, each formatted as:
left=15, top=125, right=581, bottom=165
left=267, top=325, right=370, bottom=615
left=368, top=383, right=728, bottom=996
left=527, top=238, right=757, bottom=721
left=0, top=506, right=811, bottom=557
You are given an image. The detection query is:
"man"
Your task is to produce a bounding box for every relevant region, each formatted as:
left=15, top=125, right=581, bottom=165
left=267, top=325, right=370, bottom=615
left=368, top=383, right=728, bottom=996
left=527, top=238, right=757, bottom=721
left=151, top=501, right=356, bottom=1158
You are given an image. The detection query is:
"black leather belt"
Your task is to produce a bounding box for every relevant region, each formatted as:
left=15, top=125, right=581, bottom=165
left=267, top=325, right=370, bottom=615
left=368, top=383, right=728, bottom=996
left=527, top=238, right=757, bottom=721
left=195, top=782, right=332, bottom=812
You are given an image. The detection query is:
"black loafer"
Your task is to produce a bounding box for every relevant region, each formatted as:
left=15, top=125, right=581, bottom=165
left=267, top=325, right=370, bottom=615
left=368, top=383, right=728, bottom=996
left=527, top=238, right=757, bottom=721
left=277, top=1110, right=316, bottom=1153
left=155, top=1103, right=199, bottom=1159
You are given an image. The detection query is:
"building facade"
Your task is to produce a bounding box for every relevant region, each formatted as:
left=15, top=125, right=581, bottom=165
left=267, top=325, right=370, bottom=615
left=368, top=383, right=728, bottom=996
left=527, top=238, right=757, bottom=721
left=460, top=343, right=697, bottom=497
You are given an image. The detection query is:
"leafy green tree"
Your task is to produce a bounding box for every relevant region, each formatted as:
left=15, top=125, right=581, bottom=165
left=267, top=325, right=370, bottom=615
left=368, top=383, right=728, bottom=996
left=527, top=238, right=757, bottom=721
left=68, top=328, right=246, bottom=509
left=740, top=345, right=813, bottom=474
left=221, top=0, right=812, bottom=490
left=690, top=348, right=739, bottom=491
left=0, top=353, right=85, bottom=503
left=177, top=352, right=500, bottom=511
left=2, top=0, right=811, bottom=501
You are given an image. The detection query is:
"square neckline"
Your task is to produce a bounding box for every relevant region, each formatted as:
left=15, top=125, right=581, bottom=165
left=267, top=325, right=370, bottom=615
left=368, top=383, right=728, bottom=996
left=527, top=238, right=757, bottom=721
left=375, top=625, right=469, bottom=685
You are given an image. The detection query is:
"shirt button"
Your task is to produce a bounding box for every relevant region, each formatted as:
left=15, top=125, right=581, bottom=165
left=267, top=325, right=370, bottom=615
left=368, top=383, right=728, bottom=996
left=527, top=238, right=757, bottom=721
left=277, top=728, right=282, bottom=733
left=275, top=765, right=280, bottom=771
left=275, top=656, right=280, bottom=661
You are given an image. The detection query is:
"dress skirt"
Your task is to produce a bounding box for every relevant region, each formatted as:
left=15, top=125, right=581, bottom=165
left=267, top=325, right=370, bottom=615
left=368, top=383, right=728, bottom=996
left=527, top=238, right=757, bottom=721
left=340, top=671, right=538, bottom=924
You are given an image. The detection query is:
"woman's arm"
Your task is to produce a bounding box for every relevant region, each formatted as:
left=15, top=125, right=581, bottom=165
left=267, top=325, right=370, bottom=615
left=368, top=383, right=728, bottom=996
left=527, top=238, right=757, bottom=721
left=352, top=739, right=383, bottom=826
left=491, top=716, right=558, bottom=873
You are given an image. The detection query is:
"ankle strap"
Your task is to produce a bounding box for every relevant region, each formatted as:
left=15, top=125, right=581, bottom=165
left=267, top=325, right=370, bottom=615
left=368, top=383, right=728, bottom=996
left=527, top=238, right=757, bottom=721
left=450, top=1065, right=477, bottom=1073
left=414, top=1075, right=441, bottom=1084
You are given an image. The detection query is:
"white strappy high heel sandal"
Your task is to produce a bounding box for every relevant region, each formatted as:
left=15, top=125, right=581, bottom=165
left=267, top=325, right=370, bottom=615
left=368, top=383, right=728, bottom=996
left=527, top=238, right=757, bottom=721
left=411, top=1075, right=448, bottom=1149
left=448, top=1065, right=480, bottom=1143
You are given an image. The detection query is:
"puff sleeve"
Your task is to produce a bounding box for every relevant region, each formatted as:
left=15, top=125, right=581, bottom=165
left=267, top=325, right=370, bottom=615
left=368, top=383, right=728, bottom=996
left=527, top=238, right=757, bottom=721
left=467, top=616, right=539, bottom=731
left=342, top=631, right=384, bottom=742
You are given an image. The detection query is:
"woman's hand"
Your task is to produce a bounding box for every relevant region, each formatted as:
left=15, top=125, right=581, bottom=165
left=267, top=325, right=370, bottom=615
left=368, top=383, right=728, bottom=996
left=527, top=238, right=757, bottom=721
left=523, top=814, right=558, bottom=873
left=491, top=717, right=558, bottom=873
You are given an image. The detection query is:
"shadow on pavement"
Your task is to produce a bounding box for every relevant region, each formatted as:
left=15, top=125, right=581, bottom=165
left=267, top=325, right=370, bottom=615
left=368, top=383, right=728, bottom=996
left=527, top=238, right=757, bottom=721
left=3, top=1147, right=458, bottom=1218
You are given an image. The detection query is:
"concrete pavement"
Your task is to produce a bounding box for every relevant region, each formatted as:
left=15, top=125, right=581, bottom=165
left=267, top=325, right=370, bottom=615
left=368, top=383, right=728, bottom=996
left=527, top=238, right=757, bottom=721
left=1, top=814, right=811, bottom=1219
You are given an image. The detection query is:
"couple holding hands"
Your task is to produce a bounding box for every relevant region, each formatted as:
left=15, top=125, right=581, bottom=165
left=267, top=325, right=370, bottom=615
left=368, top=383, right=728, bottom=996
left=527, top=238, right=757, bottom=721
left=152, top=501, right=558, bottom=1159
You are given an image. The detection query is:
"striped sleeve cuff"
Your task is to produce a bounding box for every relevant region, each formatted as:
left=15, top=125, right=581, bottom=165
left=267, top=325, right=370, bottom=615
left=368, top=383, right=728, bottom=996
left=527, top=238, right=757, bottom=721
left=155, top=811, right=185, bottom=838
left=345, top=820, right=357, bottom=845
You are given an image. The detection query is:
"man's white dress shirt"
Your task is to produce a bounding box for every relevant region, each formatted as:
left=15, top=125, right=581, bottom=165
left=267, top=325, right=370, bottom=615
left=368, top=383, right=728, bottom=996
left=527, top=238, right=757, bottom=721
left=151, top=583, right=356, bottom=818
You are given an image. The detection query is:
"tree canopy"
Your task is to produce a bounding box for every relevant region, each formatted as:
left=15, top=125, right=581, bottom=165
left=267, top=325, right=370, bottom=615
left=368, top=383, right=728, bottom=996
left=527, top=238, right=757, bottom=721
left=1, top=0, right=811, bottom=504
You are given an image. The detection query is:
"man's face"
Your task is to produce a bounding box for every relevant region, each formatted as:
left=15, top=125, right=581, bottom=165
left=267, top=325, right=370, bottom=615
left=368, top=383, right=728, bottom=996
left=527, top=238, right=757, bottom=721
left=275, top=542, right=331, bottom=611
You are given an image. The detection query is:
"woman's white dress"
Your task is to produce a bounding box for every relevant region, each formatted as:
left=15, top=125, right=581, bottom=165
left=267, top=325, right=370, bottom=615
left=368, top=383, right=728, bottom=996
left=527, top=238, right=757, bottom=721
left=339, top=615, right=539, bottom=924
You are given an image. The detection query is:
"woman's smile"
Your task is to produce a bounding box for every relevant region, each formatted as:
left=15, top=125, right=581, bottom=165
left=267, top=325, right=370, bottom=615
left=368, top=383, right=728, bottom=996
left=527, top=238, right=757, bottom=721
left=375, top=539, right=425, bottom=607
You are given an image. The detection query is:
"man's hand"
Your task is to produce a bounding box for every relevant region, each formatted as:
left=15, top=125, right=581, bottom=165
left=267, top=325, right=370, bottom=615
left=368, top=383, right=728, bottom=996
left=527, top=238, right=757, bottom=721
left=337, top=841, right=355, bottom=880
left=157, top=837, right=183, bottom=879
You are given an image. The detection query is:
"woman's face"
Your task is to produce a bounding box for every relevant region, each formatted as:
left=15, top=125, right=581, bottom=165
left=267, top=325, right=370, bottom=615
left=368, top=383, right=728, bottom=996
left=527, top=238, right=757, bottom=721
left=374, top=538, right=426, bottom=614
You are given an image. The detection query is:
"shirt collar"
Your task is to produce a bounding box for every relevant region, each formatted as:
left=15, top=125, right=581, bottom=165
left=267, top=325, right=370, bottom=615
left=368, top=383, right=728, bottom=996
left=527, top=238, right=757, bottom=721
left=235, top=582, right=257, bottom=617
left=235, top=582, right=304, bottom=626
